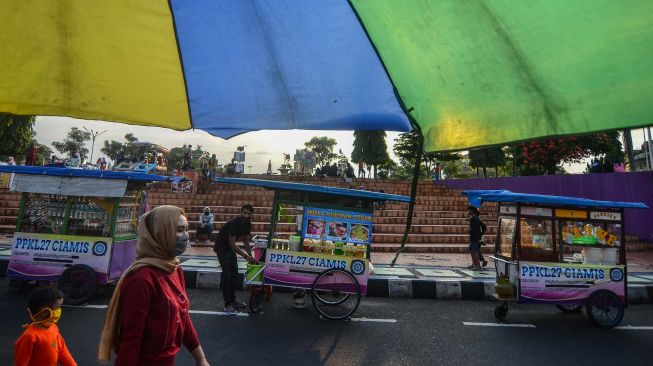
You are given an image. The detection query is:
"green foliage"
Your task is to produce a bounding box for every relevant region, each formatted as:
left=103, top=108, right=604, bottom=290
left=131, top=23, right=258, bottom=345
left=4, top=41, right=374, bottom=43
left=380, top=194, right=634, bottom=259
left=352, top=130, right=390, bottom=177
left=0, top=113, right=35, bottom=158
left=468, top=146, right=506, bottom=177
left=304, top=136, right=338, bottom=170
left=351, top=130, right=390, bottom=178
left=442, top=158, right=474, bottom=179
left=52, top=127, right=91, bottom=159
left=393, top=131, right=462, bottom=179
left=510, top=132, right=623, bottom=175
left=166, top=145, right=209, bottom=170
left=100, top=133, right=140, bottom=163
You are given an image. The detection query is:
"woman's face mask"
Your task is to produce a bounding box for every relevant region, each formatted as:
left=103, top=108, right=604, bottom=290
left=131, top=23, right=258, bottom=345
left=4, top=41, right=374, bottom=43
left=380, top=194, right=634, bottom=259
left=174, top=215, right=190, bottom=256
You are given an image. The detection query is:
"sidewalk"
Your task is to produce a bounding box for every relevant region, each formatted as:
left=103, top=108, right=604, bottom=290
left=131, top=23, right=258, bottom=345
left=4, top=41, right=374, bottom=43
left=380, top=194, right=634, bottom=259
left=180, top=247, right=653, bottom=303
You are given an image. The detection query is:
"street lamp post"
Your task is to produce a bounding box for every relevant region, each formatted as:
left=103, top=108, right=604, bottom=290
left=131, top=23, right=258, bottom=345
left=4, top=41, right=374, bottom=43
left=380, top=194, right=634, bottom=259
left=83, top=127, right=107, bottom=163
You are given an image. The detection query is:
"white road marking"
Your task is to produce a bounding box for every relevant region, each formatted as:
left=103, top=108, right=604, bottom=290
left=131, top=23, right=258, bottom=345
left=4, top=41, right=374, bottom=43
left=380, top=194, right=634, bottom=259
left=189, top=310, right=249, bottom=317
left=615, top=326, right=653, bottom=330
left=463, top=322, right=535, bottom=328
left=350, top=317, right=397, bottom=323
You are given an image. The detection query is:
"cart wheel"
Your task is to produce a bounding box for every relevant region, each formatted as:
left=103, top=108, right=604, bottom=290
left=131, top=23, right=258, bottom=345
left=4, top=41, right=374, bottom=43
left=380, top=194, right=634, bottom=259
left=311, top=269, right=361, bottom=320
left=586, top=290, right=624, bottom=328
left=57, top=265, right=97, bottom=305
left=556, top=304, right=583, bottom=314
left=249, top=292, right=263, bottom=314
left=494, top=303, right=508, bottom=321
left=9, top=279, right=28, bottom=294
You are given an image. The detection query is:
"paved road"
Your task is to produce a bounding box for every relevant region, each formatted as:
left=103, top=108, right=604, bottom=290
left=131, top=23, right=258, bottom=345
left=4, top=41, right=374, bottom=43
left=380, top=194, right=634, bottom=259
left=1, top=279, right=652, bottom=366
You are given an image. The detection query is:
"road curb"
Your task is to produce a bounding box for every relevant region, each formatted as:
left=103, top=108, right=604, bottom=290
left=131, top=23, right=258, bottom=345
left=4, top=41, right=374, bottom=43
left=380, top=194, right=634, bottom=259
left=183, top=269, right=653, bottom=303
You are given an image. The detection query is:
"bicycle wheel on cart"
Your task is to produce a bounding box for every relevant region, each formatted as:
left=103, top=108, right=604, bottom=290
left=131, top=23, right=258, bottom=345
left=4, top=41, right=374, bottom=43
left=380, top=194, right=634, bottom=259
left=586, top=290, right=624, bottom=328
left=57, top=264, right=97, bottom=305
left=311, top=268, right=361, bottom=320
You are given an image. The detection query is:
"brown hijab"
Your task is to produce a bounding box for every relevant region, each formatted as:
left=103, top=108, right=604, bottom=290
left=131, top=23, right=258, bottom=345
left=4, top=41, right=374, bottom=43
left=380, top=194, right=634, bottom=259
left=98, top=205, right=184, bottom=363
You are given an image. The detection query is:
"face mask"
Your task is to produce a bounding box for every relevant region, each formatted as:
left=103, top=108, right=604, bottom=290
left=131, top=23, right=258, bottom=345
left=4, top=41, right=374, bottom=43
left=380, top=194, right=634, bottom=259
left=26, top=307, right=62, bottom=328
left=173, top=232, right=189, bottom=256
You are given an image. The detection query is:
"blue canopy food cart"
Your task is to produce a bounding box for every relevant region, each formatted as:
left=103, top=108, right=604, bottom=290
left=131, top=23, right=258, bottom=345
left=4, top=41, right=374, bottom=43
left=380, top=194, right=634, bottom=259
left=0, top=166, right=180, bottom=304
left=464, top=190, right=648, bottom=328
left=215, top=177, right=411, bottom=320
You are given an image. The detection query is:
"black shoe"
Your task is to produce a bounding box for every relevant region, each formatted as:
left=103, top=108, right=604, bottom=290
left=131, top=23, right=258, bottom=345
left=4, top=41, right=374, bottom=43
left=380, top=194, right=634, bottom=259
left=232, top=300, right=247, bottom=309
left=482, top=260, right=488, bottom=268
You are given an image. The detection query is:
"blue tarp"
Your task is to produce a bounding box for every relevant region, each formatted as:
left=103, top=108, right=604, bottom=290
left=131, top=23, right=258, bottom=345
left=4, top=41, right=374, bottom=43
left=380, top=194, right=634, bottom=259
left=0, top=165, right=183, bottom=183
left=170, top=0, right=411, bottom=137
left=464, top=190, right=648, bottom=209
left=215, top=177, right=412, bottom=203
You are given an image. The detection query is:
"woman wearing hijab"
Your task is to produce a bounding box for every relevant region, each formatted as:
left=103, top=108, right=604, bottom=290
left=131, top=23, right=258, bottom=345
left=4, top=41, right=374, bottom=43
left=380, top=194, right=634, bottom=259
left=196, top=207, right=214, bottom=244
left=98, top=205, right=210, bottom=366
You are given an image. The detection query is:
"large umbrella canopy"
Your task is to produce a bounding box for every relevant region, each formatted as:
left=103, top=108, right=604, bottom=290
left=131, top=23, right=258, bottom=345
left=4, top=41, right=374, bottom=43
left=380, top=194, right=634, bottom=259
left=1, top=0, right=652, bottom=152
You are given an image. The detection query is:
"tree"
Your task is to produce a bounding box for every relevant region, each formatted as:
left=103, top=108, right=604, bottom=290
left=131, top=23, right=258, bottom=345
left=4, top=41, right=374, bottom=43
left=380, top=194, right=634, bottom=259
left=509, top=132, right=623, bottom=175
left=304, top=136, right=337, bottom=171
left=351, top=130, right=390, bottom=179
left=0, top=113, right=35, bottom=159
left=166, top=144, right=210, bottom=170
left=393, top=131, right=462, bottom=179
left=52, top=127, right=91, bottom=160
left=101, top=133, right=140, bottom=164
left=468, top=146, right=506, bottom=177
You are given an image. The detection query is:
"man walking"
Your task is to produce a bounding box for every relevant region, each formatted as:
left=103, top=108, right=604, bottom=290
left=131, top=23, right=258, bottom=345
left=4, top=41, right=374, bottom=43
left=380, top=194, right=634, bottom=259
left=213, top=204, right=257, bottom=312
left=468, top=205, right=488, bottom=270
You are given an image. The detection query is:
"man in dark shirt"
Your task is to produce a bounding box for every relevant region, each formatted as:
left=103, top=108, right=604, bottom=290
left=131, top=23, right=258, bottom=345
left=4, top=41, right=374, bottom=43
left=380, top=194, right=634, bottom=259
left=468, top=205, right=487, bottom=270
left=213, top=204, right=257, bottom=312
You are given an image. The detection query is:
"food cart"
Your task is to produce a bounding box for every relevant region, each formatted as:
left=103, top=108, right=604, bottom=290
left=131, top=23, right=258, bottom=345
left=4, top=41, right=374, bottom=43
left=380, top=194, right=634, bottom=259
left=0, top=166, right=180, bottom=304
left=464, top=190, right=648, bottom=328
left=215, top=177, right=411, bottom=320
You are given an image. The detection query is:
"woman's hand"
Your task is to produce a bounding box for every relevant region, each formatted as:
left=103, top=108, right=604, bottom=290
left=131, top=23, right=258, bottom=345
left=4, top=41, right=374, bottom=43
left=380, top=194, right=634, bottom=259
left=192, top=346, right=210, bottom=366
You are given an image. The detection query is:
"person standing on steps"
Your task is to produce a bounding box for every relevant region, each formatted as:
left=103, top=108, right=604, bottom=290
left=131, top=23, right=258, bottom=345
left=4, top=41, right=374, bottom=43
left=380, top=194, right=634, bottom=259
left=468, top=205, right=488, bottom=270
left=433, top=162, right=441, bottom=181
left=212, top=204, right=258, bottom=312
left=357, top=160, right=365, bottom=178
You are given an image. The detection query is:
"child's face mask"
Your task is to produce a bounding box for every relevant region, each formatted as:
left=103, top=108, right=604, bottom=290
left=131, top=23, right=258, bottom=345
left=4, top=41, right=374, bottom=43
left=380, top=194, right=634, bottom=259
left=27, top=307, right=62, bottom=328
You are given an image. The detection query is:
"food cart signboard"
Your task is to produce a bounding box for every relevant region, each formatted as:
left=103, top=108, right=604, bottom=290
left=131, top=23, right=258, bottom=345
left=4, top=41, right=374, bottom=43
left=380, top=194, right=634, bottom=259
left=519, top=261, right=625, bottom=304
left=521, top=206, right=552, bottom=217
left=9, top=232, right=113, bottom=280
left=303, top=207, right=373, bottom=244
left=263, top=249, right=368, bottom=295
left=590, top=211, right=622, bottom=221
left=555, top=209, right=588, bottom=219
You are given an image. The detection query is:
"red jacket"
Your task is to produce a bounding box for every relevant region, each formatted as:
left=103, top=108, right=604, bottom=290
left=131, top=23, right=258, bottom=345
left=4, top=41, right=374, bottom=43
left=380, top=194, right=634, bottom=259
left=115, top=266, right=200, bottom=366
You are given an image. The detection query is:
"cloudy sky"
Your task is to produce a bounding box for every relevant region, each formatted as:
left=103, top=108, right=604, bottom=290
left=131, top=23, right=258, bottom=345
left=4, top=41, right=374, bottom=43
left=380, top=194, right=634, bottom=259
left=34, top=116, right=403, bottom=174
left=34, top=116, right=650, bottom=174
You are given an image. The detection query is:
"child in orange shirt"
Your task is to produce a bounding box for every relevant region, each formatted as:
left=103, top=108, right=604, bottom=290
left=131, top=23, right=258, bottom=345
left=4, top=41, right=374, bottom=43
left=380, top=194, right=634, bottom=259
left=14, top=287, right=77, bottom=366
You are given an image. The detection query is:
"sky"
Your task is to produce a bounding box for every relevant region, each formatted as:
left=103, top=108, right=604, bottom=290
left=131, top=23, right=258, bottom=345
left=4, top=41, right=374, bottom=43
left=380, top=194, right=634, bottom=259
left=34, top=116, right=402, bottom=174
left=34, top=116, right=650, bottom=174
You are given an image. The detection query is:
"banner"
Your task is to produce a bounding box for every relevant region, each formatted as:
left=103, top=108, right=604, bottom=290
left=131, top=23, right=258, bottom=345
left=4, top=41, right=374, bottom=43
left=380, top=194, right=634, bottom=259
left=9, top=232, right=113, bottom=280
left=519, top=261, right=625, bottom=303
left=263, top=249, right=368, bottom=295
left=302, top=207, right=373, bottom=244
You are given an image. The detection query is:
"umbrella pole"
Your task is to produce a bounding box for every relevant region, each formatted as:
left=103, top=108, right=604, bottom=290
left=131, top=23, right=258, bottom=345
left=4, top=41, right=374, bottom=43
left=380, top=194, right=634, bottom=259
left=391, top=127, right=423, bottom=266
